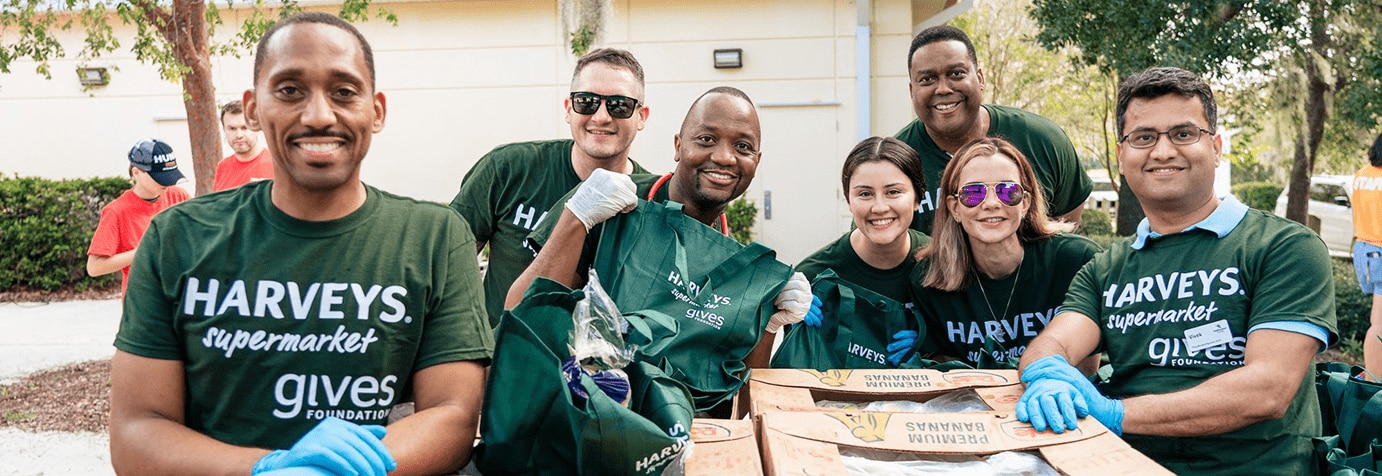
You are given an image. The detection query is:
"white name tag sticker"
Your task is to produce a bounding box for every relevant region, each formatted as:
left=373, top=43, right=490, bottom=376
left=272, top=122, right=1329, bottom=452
left=1183, top=320, right=1233, bottom=353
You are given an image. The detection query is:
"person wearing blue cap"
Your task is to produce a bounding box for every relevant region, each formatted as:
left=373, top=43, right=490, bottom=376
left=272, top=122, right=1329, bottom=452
left=86, top=137, right=190, bottom=298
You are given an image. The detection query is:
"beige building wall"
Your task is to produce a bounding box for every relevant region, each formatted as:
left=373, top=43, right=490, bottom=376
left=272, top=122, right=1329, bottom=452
left=0, top=0, right=956, bottom=263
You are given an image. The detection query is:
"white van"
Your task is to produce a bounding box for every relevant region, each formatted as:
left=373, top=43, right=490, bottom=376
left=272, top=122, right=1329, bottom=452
left=1274, top=175, right=1354, bottom=258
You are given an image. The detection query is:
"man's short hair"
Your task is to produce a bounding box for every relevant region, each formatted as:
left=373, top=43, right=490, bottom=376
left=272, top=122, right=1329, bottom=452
left=253, top=12, right=376, bottom=89
left=571, top=48, right=645, bottom=91
left=695, top=86, right=754, bottom=109
left=1370, top=132, right=1382, bottom=167
left=1115, top=67, right=1217, bottom=137
left=220, top=100, right=243, bottom=123
left=908, top=25, right=978, bottom=70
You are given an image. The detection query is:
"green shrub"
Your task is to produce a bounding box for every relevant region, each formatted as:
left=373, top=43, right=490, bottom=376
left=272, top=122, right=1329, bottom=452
left=0, top=175, right=128, bottom=291
left=1332, top=257, right=1372, bottom=346
left=1078, top=208, right=1114, bottom=236
left=724, top=197, right=757, bottom=245
left=1231, top=181, right=1284, bottom=211
left=1080, top=233, right=1127, bottom=251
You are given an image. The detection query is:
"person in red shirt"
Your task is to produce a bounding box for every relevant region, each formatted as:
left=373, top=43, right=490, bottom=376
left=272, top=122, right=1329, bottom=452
left=212, top=99, right=273, bottom=191
left=87, top=138, right=191, bottom=296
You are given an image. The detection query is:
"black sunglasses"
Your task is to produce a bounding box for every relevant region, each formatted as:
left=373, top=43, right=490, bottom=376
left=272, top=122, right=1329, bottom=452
left=570, top=92, right=641, bottom=119
left=954, top=181, right=1026, bottom=207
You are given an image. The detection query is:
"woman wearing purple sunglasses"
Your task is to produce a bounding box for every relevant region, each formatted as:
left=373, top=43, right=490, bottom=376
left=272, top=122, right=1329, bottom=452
left=910, top=137, right=1102, bottom=371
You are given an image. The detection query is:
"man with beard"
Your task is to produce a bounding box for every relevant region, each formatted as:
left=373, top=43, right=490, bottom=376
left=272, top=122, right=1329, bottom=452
left=213, top=99, right=274, bottom=192
left=110, top=12, right=492, bottom=476
left=449, top=48, right=653, bottom=327
left=896, top=25, right=1091, bottom=233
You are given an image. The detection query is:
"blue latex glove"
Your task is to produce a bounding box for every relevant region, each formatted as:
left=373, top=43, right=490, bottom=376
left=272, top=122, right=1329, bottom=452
left=1021, top=355, right=1125, bottom=435
left=885, top=330, right=918, bottom=367
left=253, top=417, right=396, bottom=476
left=802, top=295, right=824, bottom=328
left=1016, top=378, right=1087, bottom=433
left=256, top=468, right=335, bottom=476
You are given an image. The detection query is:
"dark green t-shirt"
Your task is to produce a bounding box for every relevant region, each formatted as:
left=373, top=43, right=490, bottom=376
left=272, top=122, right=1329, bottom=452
left=449, top=139, right=649, bottom=326
left=911, top=233, right=1100, bottom=367
left=894, top=105, right=1092, bottom=234
left=794, top=229, right=930, bottom=304
left=117, top=181, right=494, bottom=450
left=1064, top=209, right=1337, bottom=475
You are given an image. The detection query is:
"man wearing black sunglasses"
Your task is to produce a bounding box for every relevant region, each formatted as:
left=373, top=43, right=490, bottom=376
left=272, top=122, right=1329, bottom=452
left=449, top=48, right=653, bottom=327
left=1016, top=67, right=1336, bottom=475
left=895, top=25, right=1092, bottom=234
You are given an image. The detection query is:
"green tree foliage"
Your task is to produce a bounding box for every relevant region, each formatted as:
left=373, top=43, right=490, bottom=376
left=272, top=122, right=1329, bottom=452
left=0, top=175, right=128, bottom=291
left=1029, top=0, right=1382, bottom=229
left=724, top=197, right=757, bottom=245
left=1332, top=257, right=1372, bottom=346
left=0, top=0, right=394, bottom=196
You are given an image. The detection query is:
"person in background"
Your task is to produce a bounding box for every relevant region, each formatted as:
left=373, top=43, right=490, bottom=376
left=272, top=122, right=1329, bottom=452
left=787, top=136, right=930, bottom=367
left=895, top=25, right=1090, bottom=234
left=449, top=48, right=653, bottom=326
left=1016, top=66, right=1335, bottom=475
left=1353, top=132, right=1382, bottom=380
left=109, top=13, right=492, bottom=476
left=86, top=138, right=191, bottom=298
left=911, top=137, right=1100, bottom=370
left=212, top=99, right=273, bottom=192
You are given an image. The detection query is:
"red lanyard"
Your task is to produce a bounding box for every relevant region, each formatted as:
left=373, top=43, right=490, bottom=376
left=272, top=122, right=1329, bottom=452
left=646, top=173, right=730, bottom=236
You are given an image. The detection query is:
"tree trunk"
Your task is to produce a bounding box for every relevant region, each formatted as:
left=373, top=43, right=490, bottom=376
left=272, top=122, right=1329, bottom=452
left=1284, top=4, right=1332, bottom=226
left=168, top=0, right=218, bottom=196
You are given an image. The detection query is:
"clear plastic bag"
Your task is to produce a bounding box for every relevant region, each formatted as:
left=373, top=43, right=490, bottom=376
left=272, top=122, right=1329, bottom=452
left=816, top=389, right=994, bottom=413
left=840, top=448, right=1059, bottom=476
left=564, top=269, right=634, bottom=405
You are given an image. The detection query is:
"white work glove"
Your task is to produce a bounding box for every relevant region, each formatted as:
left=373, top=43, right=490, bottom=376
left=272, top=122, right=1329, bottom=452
left=566, top=168, right=638, bottom=231
left=766, top=272, right=812, bottom=333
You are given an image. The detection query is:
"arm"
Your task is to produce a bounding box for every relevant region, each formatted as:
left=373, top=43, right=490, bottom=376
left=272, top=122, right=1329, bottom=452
left=1018, top=311, right=1102, bottom=373
left=1055, top=202, right=1085, bottom=229
left=1120, top=329, right=1318, bottom=436
left=110, top=350, right=272, bottom=475
left=505, top=209, right=589, bottom=307
left=380, top=360, right=487, bottom=475
left=88, top=250, right=136, bottom=277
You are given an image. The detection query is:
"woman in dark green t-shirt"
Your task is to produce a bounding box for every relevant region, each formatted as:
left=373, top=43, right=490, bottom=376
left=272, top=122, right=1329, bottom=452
left=913, top=137, right=1100, bottom=369
left=776, top=137, right=930, bottom=368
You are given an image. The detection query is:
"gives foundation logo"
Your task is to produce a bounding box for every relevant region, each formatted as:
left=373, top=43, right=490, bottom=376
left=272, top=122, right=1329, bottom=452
left=804, top=369, right=853, bottom=387
left=828, top=413, right=891, bottom=443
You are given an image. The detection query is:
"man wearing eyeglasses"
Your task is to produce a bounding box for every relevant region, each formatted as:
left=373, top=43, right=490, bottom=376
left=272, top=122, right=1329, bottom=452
left=895, top=25, right=1091, bottom=234
left=449, top=48, right=653, bottom=327
left=1015, top=67, right=1336, bottom=475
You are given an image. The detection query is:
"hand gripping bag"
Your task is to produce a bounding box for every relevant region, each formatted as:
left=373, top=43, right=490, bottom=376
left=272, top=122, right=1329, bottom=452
left=590, top=200, right=793, bottom=411
left=770, top=270, right=922, bottom=370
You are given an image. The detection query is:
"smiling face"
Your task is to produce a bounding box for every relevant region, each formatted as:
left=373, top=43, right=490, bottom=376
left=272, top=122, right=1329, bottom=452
left=671, top=92, right=761, bottom=216
left=243, top=22, right=385, bottom=194
left=909, top=40, right=985, bottom=142
left=848, top=160, right=917, bottom=249
left=565, top=63, right=648, bottom=164
left=947, top=152, right=1029, bottom=249
left=1117, top=94, right=1221, bottom=215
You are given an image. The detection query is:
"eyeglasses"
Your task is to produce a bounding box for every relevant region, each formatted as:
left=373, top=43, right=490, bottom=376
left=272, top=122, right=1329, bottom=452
left=570, top=92, right=641, bottom=119
left=954, top=181, right=1026, bottom=207
left=1119, top=126, right=1214, bottom=149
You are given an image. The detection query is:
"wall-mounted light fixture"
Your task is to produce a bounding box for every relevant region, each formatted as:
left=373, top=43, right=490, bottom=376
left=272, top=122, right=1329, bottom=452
left=713, top=48, right=743, bottom=69
left=77, top=67, right=109, bottom=86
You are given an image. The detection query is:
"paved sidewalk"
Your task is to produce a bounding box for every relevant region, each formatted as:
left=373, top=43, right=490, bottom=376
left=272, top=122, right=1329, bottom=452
left=0, top=298, right=120, bottom=476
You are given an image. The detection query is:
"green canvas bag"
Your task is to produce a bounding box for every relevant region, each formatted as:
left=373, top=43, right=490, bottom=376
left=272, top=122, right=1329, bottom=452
left=473, top=278, right=695, bottom=476
left=591, top=200, right=794, bottom=411
left=1315, top=362, right=1382, bottom=473
left=770, top=270, right=921, bottom=370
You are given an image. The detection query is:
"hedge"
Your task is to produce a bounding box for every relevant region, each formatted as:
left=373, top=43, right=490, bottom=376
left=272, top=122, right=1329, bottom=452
left=1332, top=257, right=1372, bottom=347
left=1078, top=208, right=1114, bottom=236
left=1231, top=181, right=1284, bottom=212
left=0, top=175, right=129, bottom=291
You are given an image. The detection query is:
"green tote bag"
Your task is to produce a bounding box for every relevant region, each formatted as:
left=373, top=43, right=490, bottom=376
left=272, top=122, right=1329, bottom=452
left=591, top=200, right=794, bottom=411
left=473, top=278, right=695, bottom=476
left=1314, top=362, right=1382, bottom=475
left=771, top=270, right=922, bottom=370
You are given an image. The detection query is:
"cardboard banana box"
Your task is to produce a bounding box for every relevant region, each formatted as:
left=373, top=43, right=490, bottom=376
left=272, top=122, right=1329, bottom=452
left=741, top=368, right=1025, bottom=418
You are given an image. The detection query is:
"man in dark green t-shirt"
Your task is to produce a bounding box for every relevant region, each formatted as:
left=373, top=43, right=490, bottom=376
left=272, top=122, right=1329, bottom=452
left=508, top=87, right=811, bottom=371
left=110, top=13, right=493, bottom=476
left=450, top=48, right=652, bottom=326
left=1016, top=67, right=1336, bottom=476
left=895, top=25, right=1091, bottom=234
